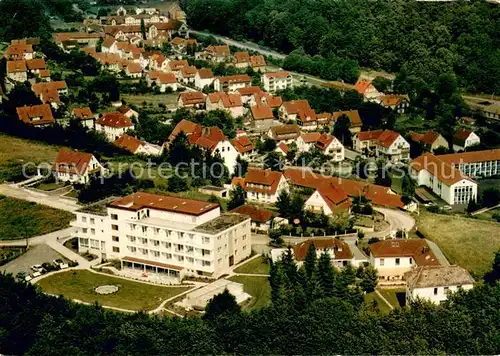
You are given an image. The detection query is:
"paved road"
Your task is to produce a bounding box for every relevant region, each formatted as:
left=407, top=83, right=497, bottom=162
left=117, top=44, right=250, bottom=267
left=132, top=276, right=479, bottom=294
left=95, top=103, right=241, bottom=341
left=344, top=148, right=362, bottom=161
left=0, top=183, right=80, bottom=212
left=191, top=30, right=286, bottom=60
left=373, top=207, right=415, bottom=237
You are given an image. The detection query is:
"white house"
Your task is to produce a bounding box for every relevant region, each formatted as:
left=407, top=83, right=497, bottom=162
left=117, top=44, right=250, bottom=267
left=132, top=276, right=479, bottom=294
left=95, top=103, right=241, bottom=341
left=194, top=68, right=215, bottom=90
left=72, top=107, right=95, bottom=129
left=52, top=148, right=104, bottom=184
left=296, top=132, right=321, bottom=153
left=369, top=239, right=440, bottom=281
left=114, top=134, right=164, bottom=156
left=315, top=134, right=345, bottom=161
left=291, top=238, right=361, bottom=268
left=405, top=265, right=474, bottom=305
left=213, top=74, right=251, bottom=92
left=452, top=129, right=480, bottom=151
left=95, top=112, right=135, bottom=141
left=71, top=192, right=252, bottom=282
left=206, top=92, right=244, bottom=118
left=232, top=168, right=289, bottom=204
left=410, top=153, right=478, bottom=206
left=354, top=80, right=381, bottom=101
left=437, top=148, right=500, bottom=178
left=230, top=204, right=275, bottom=232
left=262, top=71, right=293, bottom=93
left=305, top=184, right=352, bottom=216
left=146, top=71, right=178, bottom=92
left=118, top=105, right=139, bottom=120
left=375, top=130, right=411, bottom=163
left=7, top=60, right=28, bottom=82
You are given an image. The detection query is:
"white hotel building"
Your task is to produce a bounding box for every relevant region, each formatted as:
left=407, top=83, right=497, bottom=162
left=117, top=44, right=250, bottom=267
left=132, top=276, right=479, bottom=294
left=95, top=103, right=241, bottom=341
left=72, top=192, right=251, bottom=282
left=437, top=148, right=500, bottom=179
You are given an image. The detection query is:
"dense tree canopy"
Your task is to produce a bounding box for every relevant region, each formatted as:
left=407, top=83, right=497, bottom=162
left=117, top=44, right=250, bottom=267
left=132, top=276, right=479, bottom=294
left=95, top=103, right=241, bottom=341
left=186, top=0, right=500, bottom=93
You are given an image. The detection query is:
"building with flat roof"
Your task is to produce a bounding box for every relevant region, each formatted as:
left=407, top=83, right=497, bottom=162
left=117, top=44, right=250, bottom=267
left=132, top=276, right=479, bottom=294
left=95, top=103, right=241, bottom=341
left=72, top=192, right=251, bottom=282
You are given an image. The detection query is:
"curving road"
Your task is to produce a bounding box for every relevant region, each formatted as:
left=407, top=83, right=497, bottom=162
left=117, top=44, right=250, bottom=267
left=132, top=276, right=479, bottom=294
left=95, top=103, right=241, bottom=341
left=373, top=207, right=415, bottom=237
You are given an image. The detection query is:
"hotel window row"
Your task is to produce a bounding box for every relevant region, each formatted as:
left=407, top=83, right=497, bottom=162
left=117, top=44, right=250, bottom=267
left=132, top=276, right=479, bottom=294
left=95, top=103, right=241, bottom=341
left=454, top=185, right=474, bottom=204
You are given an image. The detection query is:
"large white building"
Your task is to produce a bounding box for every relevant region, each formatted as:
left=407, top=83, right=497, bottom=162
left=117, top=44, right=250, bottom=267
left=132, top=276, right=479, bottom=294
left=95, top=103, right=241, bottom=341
left=436, top=148, right=500, bottom=179
left=72, top=192, right=251, bottom=282
left=410, top=153, right=478, bottom=205
left=405, top=265, right=474, bottom=305
left=262, top=71, right=293, bottom=93
left=354, top=129, right=410, bottom=162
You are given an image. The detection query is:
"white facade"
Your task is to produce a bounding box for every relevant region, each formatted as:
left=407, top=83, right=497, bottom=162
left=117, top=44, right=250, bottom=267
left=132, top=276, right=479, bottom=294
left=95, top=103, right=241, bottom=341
left=194, top=72, right=214, bottom=90
left=53, top=155, right=103, bottom=184
left=72, top=197, right=252, bottom=280
left=96, top=123, right=135, bottom=142
left=213, top=140, right=239, bottom=176
left=406, top=284, right=473, bottom=305
left=453, top=132, right=480, bottom=151
left=262, top=73, right=293, bottom=93
left=305, top=191, right=334, bottom=215
left=376, top=135, right=410, bottom=162
left=245, top=176, right=289, bottom=204
left=213, top=78, right=250, bottom=92
left=370, top=255, right=415, bottom=278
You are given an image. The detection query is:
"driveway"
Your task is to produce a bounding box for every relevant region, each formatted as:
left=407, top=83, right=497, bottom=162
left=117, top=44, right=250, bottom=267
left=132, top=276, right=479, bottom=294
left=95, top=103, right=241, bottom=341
left=373, top=207, right=415, bottom=237
left=0, top=183, right=80, bottom=212
left=0, top=244, right=69, bottom=276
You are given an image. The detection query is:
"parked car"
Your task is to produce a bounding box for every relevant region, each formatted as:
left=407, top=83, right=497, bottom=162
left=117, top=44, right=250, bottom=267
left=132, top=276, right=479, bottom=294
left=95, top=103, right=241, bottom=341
left=24, top=275, right=33, bottom=282
left=32, top=271, right=42, bottom=278
left=53, top=259, right=69, bottom=269
left=31, top=264, right=44, bottom=273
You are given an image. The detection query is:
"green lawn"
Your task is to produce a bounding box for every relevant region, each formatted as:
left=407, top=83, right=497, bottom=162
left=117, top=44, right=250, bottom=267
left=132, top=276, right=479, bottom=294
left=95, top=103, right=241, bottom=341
left=227, top=275, right=271, bottom=309
left=38, top=270, right=191, bottom=311
left=0, top=134, right=62, bottom=182
left=364, top=291, right=393, bottom=314
left=122, top=93, right=179, bottom=108
left=0, top=196, right=75, bottom=240
left=474, top=208, right=500, bottom=222
left=234, top=257, right=271, bottom=274
left=418, top=212, right=500, bottom=277
left=378, top=288, right=406, bottom=308
left=34, top=182, right=64, bottom=191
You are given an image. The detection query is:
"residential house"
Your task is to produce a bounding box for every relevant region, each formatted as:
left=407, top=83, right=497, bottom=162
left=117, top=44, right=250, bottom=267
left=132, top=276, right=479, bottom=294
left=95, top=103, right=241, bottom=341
left=354, top=80, right=381, bottom=101
left=253, top=92, right=282, bottom=109
left=148, top=54, right=169, bottom=72
left=275, top=143, right=290, bottom=157
left=25, top=58, right=46, bottom=74
left=405, top=265, right=474, bottom=305
left=332, top=110, right=363, bottom=134
left=379, top=94, right=410, bottom=114
left=177, top=91, right=206, bottom=109
left=101, top=37, right=118, bottom=53
left=296, top=132, right=322, bottom=153
left=305, top=184, right=352, bottom=216
left=52, top=148, right=104, bottom=184
left=168, top=119, right=239, bottom=174
left=194, top=68, right=215, bottom=90
left=54, top=32, right=104, bottom=50
left=166, top=59, right=189, bottom=76
left=291, top=238, right=357, bottom=268
left=124, top=61, right=142, bottom=78
left=452, top=129, right=480, bottom=151
left=279, top=100, right=314, bottom=122
left=118, top=105, right=139, bottom=120
left=233, top=51, right=251, bottom=69
left=267, top=124, right=301, bottom=144
left=231, top=135, right=255, bottom=159
left=410, top=153, right=478, bottom=206
left=213, top=75, right=252, bottom=92
left=16, top=104, right=55, bottom=127
left=316, top=134, right=345, bottom=161
left=146, top=71, right=178, bottom=92
left=232, top=168, right=289, bottom=204
left=95, top=112, right=135, bottom=141
left=114, top=134, right=164, bottom=156
left=230, top=204, right=276, bottom=232
left=250, top=103, right=275, bottom=131
left=38, top=69, right=51, bottom=82
left=206, top=92, right=244, bottom=118
left=238, top=86, right=263, bottom=104
left=91, top=52, right=122, bottom=72
left=170, top=37, right=197, bottom=54
left=369, top=239, right=440, bottom=280
left=179, top=66, right=198, bottom=85
left=262, top=71, right=293, bottom=93
left=250, top=55, right=266, bottom=72
left=437, top=148, right=500, bottom=178
left=409, top=130, right=448, bottom=152
left=6, top=61, right=28, bottom=82
left=374, top=130, right=411, bottom=162
left=6, top=43, right=34, bottom=60
left=72, top=191, right=251, bottom=280
left=196, top=45, right=231, bottom=63
left=353, top=129, right=384, bottom=152
left=316, top=113, right=332, bottom=127
left=72, top=107, right=95, bottom=129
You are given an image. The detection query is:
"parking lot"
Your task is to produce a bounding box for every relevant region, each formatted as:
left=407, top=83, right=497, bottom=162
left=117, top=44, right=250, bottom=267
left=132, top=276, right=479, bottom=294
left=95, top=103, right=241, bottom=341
left=0, top=244, right=69, bottom=277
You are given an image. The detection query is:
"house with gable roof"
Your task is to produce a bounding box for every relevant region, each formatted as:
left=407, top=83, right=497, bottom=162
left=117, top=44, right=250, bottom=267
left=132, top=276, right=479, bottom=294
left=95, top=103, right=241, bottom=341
left=452, top=129, right=480, bottom=152
left=250, top=103, right=275, bottom=131
left=230, top=204, right=276, bottom=232
left=194, top=68, right=215, bottom=90
left=72, top=107, right=95, bottom=129
left=379, top=94, right=410, bottom=114
left=206, top=92, right=244, bottom=118
left=231, top=135, right=256, bottom=159
left=95, top=112, right=135, bottom=141
left=354, top=129, right=410, bottom=162
left=267, top=124, right=301, bottom=144
left=146, top=71, right=178, bottom=92
left=332, top=110, right=363, bottom=134
left=296, top=132, right=322, bottom=153
left=291, top=238, right=358, bottom=268
left=305, top=183, right=352, bottom=216
left=213, top=74, right=252, bottom=92
left=52, top=148, right=104, bottom=184
left=231, top=168, right=289, bottom=204
left=6, top=60, right=28, bottom=82
left=196, top=45, right=231, bottom=63
left=354, top=79, right=381, bottom=101
left=16, top=104, right=55, bottom=127
left=409, top=130, right=448, bottom=152
left=114, top=134, right=164, bottom=156
left=262, top=71, right=293, bottom=92
left=177, top=91, right=206, bottom=109
left=316, top=134, right=344, bottom=161
left=369, top=239, right=440, bottom=280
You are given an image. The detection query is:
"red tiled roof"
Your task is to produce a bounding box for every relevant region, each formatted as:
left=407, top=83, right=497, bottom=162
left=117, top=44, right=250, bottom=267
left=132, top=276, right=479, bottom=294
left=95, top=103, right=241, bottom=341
left=264, top=71, right=290, bottom=79
left=181, top=66, right=197, bottom=77
left=25, top=58, right=46, bottom=70
left=238, top=86, right=262, bottom=96
left=257, top=93, right=282, bottom=109
left=250, top=55, right=266, bottom=67
left=375, top=130, right=401, bottom=148
left=16, top=104, right=54, bottom=126
left=168, top=59, right=189, bottom=71
left=379, top=94, right=409, bottom=107
left=409, top=153, right=474, bottom=186
left=96, top=112, right=133, bottom=128
left=316, top=134, right=336, bottom=151
left=244, top=168, right=283, bottom=194
left=251, top=103, right=274, bottom=120
left=452, top=129, right=474, bottom=146
left=316, top=184, right=351, bottom=213
left=283, top=100, right=311, bottom=115
left=179, top=91, right=205, bottom=106
left=53, top=148, right=94, bottom=174
left=32, top=81, right=67, bottom=96
left=197, top=68, right=214, bottom=79
left=231, top=135, right=255, bottom=154
left=206, top=45, right=230, bottom=57
left=208, top=92, right=242, bottom=108
left=300, top=132, right=321, bottom=143
left=269, top=124, right=301, bottom=140
left=54, top=32, right=104, bottom=44
left=437, top=148, right=500, bottom=165
left=369, top=239, right=440, bottom=266
left=230, top=204, right=275, bottom=223
left=7, top=60, right=27, bottom=73
left=356, top=129, right=384, bottom=141
left=293, top=238, right=352, bottom=261
left=277, top=142, right=290, bottom=154
left=72, top=107, right=93, bottom=120
left=231, top=176, right=246, bottom=189
left=332, top=110, right=362, bottom=128
left=148, top=71, right=176, bottom=84
left=39, top=69, right=51, bottom=78
left=109, top=191, right=219, bottom=216
left=102, top=37, right=116, bottom=49
left=410, top=130, right=442, bottom=145
left=168, top=119, right=203, bottom=143
left=217, top=74, right=252, bottom=85
left=234, top=51, right=250, bottom=64
left=113, top=134, right=143, bottom=153
left=354, top=80, right=374, bottom=94
left=170, top=37, right=185, bottom=46
left=6, top=43, right=33, bottom=57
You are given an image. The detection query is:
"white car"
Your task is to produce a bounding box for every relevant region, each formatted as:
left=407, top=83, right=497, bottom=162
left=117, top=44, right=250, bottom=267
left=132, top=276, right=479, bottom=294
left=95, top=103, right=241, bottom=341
left=53, top=259, right=69, bottom=269
left=31, top=264, right=44, bottom=273
left=32, top=271, right=42, bottom=278
left=24, top=275, right=33, bottom=282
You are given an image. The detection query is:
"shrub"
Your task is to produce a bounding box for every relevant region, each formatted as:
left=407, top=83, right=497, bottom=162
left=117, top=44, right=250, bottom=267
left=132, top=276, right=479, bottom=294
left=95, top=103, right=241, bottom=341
left=368, top=237, right=380, bottom=244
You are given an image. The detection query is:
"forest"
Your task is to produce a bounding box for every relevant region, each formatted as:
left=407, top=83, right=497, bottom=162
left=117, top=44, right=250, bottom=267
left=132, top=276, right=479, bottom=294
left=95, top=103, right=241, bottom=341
left=2, top=251, right=500, bottom=355
left=185, top=0, right=500, bottom=93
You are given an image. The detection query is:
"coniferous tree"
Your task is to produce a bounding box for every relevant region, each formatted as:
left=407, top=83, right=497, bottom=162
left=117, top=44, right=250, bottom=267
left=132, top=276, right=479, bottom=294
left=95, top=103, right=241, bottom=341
left=317, top=251, right=335, bottom=297
left=227, top=184, right=246, bottom=210
left=304, top=243, right=317, bottom=279
left=204, top=288, right=240, bottom=321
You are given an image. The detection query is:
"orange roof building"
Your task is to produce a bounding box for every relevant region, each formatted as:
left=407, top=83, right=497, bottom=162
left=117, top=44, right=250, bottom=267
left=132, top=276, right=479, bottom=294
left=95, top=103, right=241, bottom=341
left=232, top=168, right=289, bottom=204
left=16, top=104, right=55, bottom=126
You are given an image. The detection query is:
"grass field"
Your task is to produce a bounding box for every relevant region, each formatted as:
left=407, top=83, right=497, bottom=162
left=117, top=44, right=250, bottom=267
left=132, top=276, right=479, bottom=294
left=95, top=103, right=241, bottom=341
left=0, top=196, right=75, bottom=240
left=0, top=134, right=62, bottom=182
left=364, top=292, right=392, bottom=314
left=418, top=212, right=500, bottom=277
left=33, top=182, right=64, bottom=191
left=38, top=270, right=191, bottom=311
left=234, top=257, right=270, bottom=274
left=474, top=208, right=500, bottom=222
left=227, top=275, right=271, bottom=309
left=378, top=288, right=406, bottom=308
left=122, top=93, right=179, bottom=108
